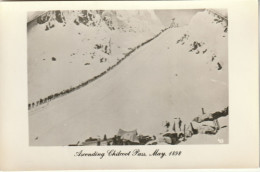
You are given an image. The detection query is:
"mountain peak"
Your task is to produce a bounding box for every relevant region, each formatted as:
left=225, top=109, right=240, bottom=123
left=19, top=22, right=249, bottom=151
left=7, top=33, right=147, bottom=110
left=30, top=10, right=164, bottom=34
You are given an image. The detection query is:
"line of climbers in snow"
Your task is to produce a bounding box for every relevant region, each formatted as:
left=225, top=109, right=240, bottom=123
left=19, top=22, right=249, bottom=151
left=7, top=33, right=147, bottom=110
left=28, top=26, right=171, bottom=110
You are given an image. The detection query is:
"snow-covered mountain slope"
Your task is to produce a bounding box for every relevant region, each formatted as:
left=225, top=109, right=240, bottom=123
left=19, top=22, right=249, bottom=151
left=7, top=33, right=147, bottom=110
left=175, top=9, right=228, bottom=73
left=29, top=10, right=228, bottom=146
left=28, top=10, right=164, bottom=103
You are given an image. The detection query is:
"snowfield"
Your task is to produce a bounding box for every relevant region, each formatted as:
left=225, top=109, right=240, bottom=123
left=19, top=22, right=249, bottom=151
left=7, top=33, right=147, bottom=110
left=28, top=10, right=228, bottom=146
left=27, top=10, right=163, bottom=104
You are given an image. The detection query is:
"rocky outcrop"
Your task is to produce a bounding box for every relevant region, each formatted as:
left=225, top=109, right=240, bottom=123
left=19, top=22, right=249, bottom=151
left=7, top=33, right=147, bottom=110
left=71, top=106, right=229, bottom=146
left=33, top=10, right=163, bottom=34
left=145, top=107, right=229, bottom=145
left=193, top=107, right=228, bottom=123
left=175, top=9, right=228, bottom=71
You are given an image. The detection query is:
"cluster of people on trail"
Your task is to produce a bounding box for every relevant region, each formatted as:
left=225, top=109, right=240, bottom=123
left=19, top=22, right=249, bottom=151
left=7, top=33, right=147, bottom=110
left=28, top=26, right=171, bottom=111
left=28, top=70, right=106, bottom=110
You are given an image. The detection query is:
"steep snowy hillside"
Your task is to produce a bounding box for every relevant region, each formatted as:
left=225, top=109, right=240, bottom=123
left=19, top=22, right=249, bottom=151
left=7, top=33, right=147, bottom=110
left=176, top=9, right=228, bottom=73
left=28, top=10, right=164, bottom=104
left=29, top=9, right=228, bottom=146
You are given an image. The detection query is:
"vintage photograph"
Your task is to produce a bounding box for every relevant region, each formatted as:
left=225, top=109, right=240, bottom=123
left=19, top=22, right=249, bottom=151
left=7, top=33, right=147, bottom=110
left=27, top=9, right=228, bottom=146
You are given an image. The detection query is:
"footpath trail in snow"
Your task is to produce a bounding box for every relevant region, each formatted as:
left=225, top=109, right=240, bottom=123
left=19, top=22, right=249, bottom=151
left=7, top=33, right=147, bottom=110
left=29, top=27, right=228, bottom=146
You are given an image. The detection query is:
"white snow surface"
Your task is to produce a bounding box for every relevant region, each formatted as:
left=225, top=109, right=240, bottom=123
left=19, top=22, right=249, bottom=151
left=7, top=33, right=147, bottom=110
left=28, top=10, right=164, bottom=103
left=28, top=10, right=228, bottom=146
